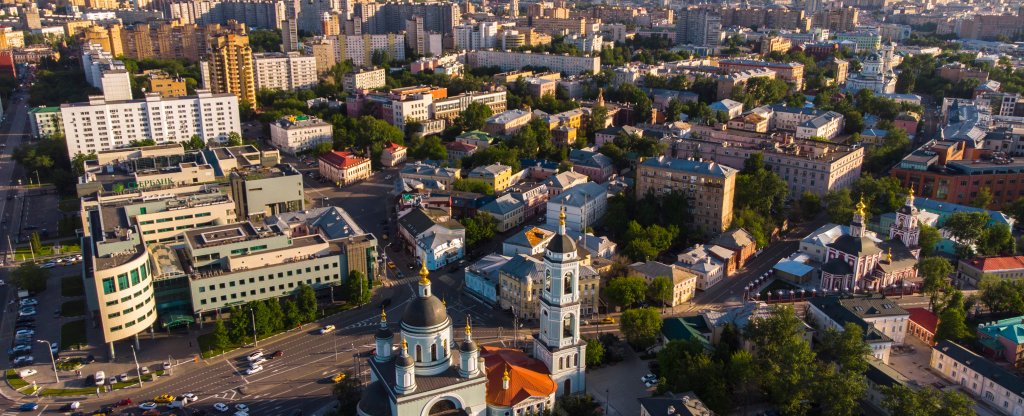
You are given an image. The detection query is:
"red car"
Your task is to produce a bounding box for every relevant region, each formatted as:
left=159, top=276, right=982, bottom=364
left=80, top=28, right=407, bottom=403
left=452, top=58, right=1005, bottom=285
left=114, top=398, right=132, bottom=407
left=269, top=350, right=284, bottom=359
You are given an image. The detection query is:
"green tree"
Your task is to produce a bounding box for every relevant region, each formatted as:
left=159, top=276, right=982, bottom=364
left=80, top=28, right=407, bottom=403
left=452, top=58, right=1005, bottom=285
left=251, top=301, right=273, bottom=338
left=452, top=178, right=494, bottom=195
left=129, top=139, right=157, bottom=147
left=185, top=135, right=206, bottom=150
left=825, top=188, right=855, bottom=224
left=297, top=283, right=318, bottom=322
left=347, top=270, right=371, bottom=305
left=970, top=187, right=993, bottom=208
left=813, top=362, right=867, bottom=416
left=745, top=306, right=816, bottom=415
left=605, top=275, right=648, bottom=308
left=227, top=132, right=243, bottom=147
left=881, top=385, right=976, bottom=416
left=818, top=323, right=870, bottom=375
left=619, top=307, right=662, bottom=349
left=918, top=224, right=942, bottom=257
left=977, top=223, right=1016, bottom=256
left=798, top=191, right=821, bottom=220
left=314, top=141, right=333, bottom=155
left=935, top=290, right=971, bottom=342
left=587, top=105, right=608, bottom=139
left=585, top=338, right=604, bottom=367
left=408, top=136, right=447, bottom=161
left=333, top=372, right=363, bottom=416
left=462, top=212, right=497, bottom=249
left=1006, top=197, right=1024, bottom=222
left=944, top=211, right=990, bottom=257
left=978, top=275, right=1024, bottom=315
left=209, top=320, right=229, bottom=353
left=265, top=299, right=284, bottom=333
left=916, top=257, right=953, bottom=309
left=648, top=276, right=674, bottom=307
left=10, top=262, right=48, bottom=293
left=456, top=102, right=493, bottom=132
left=29, top=232, right=41, bottom=256
left=555, top=394, right=600, bottom=416
left=282, top=299, right=302, bottom=329
left=227, top=307, right=250, bottom=345
left=735, top=153, right=789, bottom=218
left=622, top=221, right=677, bottom=261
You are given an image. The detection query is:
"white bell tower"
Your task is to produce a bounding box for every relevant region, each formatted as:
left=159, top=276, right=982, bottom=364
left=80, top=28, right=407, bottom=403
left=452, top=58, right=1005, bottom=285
left=533, top=207, right=587, bottom=396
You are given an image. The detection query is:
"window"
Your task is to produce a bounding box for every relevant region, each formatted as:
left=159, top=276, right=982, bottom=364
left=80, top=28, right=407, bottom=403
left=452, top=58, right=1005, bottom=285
left=102, top=278, right=116, bottom=294
left=117, top=273, right=130, bottom=290
left=130, top=268, right=141, bottom=285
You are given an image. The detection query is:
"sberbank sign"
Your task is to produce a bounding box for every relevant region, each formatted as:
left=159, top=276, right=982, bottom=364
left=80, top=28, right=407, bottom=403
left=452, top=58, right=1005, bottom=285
left=126, top=178, right=174, bottom=190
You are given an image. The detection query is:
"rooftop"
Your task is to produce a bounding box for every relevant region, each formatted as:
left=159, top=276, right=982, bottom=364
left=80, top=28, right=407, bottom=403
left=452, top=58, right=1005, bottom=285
left=962, top=256, right=1024, bottom=272
left=934, top=340, right=1024, bottom=397
left=639, top=156, right=738, bottom=178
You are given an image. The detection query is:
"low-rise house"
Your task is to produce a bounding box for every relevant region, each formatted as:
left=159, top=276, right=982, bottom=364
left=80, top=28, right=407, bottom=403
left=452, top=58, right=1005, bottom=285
left=906, top=307, right=937, bottom=346
left=479, top=194, right=526, bottom=232
left=661, top=316, right=712, bottom=350
left=464, top=254, right=511, bottom=305
left=380, top=142, right=407, bottom=167
left=446, top=141, right=478, bottom=164
left=710, top=228, right=757, bottom=271
left=710, top=99, right=743, bottom=119
left=509, top=182, right=549, bottom=218
left=639, top=392, right=716, bottom=416
left=503, top=227, right=555, bottom=257
left=977, top=316, right=1024, bottom=368
left=497, top=254, right=547, bottom=320
left=957, top=256, right=1024, bottom=288
left=484, top=109, right=532, bottom=136
left=468, top=163, right=515, bottom=192
left=864, top=359, right=909, bottom=416
left=319, top=150, right=372, bottom=186
left=542, top=171, right=588, bottom=196
left=931, top=340, right=1024, bottom=416
left=269, top=115, right=332, bottom=155
left=456, top=130, right=494, bottom=149
left=397, top=207, right=466, bottom=270
left=568, top=149, right=614, bottom=183
left=545, top=182, right=608, bottom=233
left=675, top=245, right=726, bottom=290
left=806, top=295, right=909, bottom=364
left=628, top=261, right=697, bottom=307
left=400, top=162, right=461, bottom=189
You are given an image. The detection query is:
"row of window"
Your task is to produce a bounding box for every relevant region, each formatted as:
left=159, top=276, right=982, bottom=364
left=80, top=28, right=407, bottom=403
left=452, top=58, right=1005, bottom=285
left=198, top=274, right=341, bottom=306
left=109, top=307, right=154, bottom=333
left=198, top=263, right=339, bottom=293
left=101, top=265, right=149, bottom=295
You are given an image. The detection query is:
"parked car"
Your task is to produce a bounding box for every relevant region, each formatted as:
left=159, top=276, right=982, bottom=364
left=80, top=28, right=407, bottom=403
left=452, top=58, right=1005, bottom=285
left=19, top=402, right=38, bottom=411
left=235, top=404, right=249, bottom=412
left=182, top=393, right=198, bottom=402
left=94, top=371, right=106, bottom=386
left=39, top=262, right=56, bottom=269
left=332, top=372, right=346, bottom=383
left=15, top=329, right=34, bottom=336
left=154, top=395, right=174, bottom=403
left=115, top=398, right=133, bottom=407
left=117, top=373, right=129, bottom=382
left=213, top=403, right=229, bottom=412
left=138, top=402, right=158, bottom=410
left=13, top=356, right=34, bottom=366
left=162, top=361, right=171, bottom=370
left=18, top=307, right=36, bottom=317
left=19, top=298, right=37, bottom=306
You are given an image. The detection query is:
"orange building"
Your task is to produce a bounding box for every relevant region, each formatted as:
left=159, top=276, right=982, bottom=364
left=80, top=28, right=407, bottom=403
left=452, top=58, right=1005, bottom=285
left=481, top=346, right=557, bottom=415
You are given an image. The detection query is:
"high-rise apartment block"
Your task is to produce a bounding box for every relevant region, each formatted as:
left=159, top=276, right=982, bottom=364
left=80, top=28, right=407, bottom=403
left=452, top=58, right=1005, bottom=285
left=164, top=0, right=288, bottom=31
left=636, top=156, right=737, bottom=235
left=675, top=8, right=722, bottom=47
left=343, top=67, right=386, bottom=91
left=202, top=25, right=257, bottom=104
left=253, top=52, right=318, bottom=91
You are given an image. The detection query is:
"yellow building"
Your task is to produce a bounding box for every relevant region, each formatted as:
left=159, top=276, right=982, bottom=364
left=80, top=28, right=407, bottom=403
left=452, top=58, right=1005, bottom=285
left=468, top=163, right=514, bottom=192
left=204, top=24, right=256, bottom=105
left=145, top=70, right=188, bottom=97
left=82, top=25, right=124, bottom=56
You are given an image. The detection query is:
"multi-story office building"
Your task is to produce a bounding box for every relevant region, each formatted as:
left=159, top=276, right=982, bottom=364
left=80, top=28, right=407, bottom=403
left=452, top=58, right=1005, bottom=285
left=60, top=91, right=241, bottom=158
left=253, top=52, right=318, bottom=91
left=202, top=24, right=256, bottom=104
left=636, top=156, right=737, bottom=235
left=675, top=7, right=721, bottom=47
left=890, top=140, right=1024, bottom=210
left=343, top=67, right=386, bottom=91
left=467, top=50, right=599, bottom=75
left=431, top=90, right=508, bottom=121
left=229, top=164, right=304, bottom=221
left=270, top=115, right=333, bottom=155
left=676, top=125, right=864, bottom=197
left=28, top=106, right=63, bottom=139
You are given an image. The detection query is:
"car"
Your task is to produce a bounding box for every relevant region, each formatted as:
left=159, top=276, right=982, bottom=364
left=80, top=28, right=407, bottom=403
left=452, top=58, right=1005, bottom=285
left=39, top=262, right=56, bottom=269
left=233, top=412, right=248, bottom=416
left=94, top=371, right=106, bottom=385
left=19, top=298, right=37, bottom=306
left=19, top=307, right=36, bottom=317
left=59, top=402, right=82, bottom=411
left=645, top=380, right=659, bottom=388
left=246, top=351, right=264, bottom=362
left=641, top=373, right=657, bottom=383
left=268, top=350, right=283, bottom=359
left=319, top=325, right=336, bottom=334
left=244, top=365, right=263, bottom=375
left=138, top=402, right=158, bottom=410
left=250, top=357, right=267, bottom=366
left=115, top=398, right=133, bottom=407
left=213, top=403, right=230, bottom=412
left=140, top=367, right=151, bottom=375
left=332, top=372, right=346, bottom=383
left=387, top=261, right=396, bottom=269
left=235, top=404, right=249, bottom=412
left=154, top=394, right=175, bottom=403
left=19, top=402, right=38, bottom=411
left=600, top=317, right=616, bottom=324
left=162, top=361, right=171, bottom=370
left=15, top=329, right=34, bottom=336
left=50, top=343, right=58, bottom=355
left=13, top=356, right=34, bottom=366
left=117, top=373, right=129, bottom=382
left=182, top=393, right=198, bottom=402
left=9, top=344, right=32, bottom=354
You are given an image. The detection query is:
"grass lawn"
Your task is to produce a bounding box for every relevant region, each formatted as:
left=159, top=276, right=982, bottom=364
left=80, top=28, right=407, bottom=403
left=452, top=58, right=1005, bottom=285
left=6, top=370, right=27, bottom=390
left=15, top=239, right=81, bottom=261
left=60, top=320, right=87, bottom=350
left=40, top=387, right=97, bottom=397
left=60, top=299, right=86, bottom=317
left=61, top=276, right=83, bottom=297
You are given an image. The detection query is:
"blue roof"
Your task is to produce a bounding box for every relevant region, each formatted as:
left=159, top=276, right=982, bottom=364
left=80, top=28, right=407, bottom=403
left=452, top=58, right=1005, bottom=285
left=862, top=129, right=888, bottom=137
left=774, top=260, right=814, bottom=277
left=913, top=197, right=1013, bottom=227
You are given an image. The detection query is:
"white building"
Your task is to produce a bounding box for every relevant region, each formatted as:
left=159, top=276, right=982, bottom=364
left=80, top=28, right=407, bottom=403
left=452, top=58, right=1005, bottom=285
left=795, top=111, right=845, bottom=140
left=342, top=67, right=385, bottom=91
left=675, top=245, right=726, bottom=290
left=28, top=106, right=63, bottom=139
left=391, top=93, right=434, bottom=131
left=931, top=340, right=1024, bottom=416
left=545, top=182, right=608, bottom=233
left=467, top=50, right=601, bottom=75
left=253, top=52, right=318, bottom=91
left=269, top=115, right=333, bottom=155
left=60, top=91, right=240, bottom=158
left=806, top=295, right=908, bottom=364
left=454, top=22, right=499, bottom=51
left=562, top=33, right=604, bottom=54
left=82, top=43, right=131, bottom=101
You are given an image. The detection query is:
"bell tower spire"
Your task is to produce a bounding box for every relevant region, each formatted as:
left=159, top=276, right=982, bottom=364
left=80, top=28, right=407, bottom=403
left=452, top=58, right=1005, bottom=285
left=417, top=255, right=431, bottom=298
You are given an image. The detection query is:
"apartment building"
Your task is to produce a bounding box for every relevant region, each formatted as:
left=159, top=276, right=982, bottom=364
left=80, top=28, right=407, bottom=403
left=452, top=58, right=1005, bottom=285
left=628, top=261, right=698, bottom=307
left=719, top=59, right=805, bottom=89
left=146, top=71, right=188, bottom=98
left=253, top=52, right=318, bottom=91
left=304, top=39, right=336, bottom=75
left=431, top=90, right=508, bottom=122
left=228, top=164, right=304, bottom=222
left=203, top=25, right=256, bottom=104
left=468, top=163, right=514, bottom=192
left=931, top=340, right=1024, bottom=416
left=399, top=162, right=461, bottom=188
left=117, top=21, right=201, bottom=62
left=480, top=194, right=526, bottom=233
left=675, top=7, right=722, bottom=47
left=165, top=0, right=287, bottom=32
left=812, top=7, right=858, bottom=33
left=835, top=31, right=882, bottom=52
left=467, top=50, right=600, bottom=75
left=716, top=68, right=777, bottom=100
left=343, top=67, right=386, bottom=91
left=82, top=43, right=132, bottom=102
left=807, top=295, right=908, bottom=364
left=60, top=91, right=241, bottom=158
left=675, top=125, right=864, bottom=197
left=319, top=150, right=372, bottom=186
left=333, top=34, right=406, bottom=67
left=269, top=115, right=332, bottom=155
left=485, top=109, right=532, bottom=136
left=636, top=156, right=737, bottom=235
left=545, top=182, right=608, bottom=234
left=720, top=7, right=810, bottom=31
left=795, top=111, right=845, bottom=140
left=28, top=106, right=63, bottom=139
left=498, top=253, right=602, bottom=318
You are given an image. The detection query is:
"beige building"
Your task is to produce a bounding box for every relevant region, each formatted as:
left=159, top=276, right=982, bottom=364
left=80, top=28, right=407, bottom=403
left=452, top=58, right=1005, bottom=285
left=381, top=142, right=407, bottom=167
left=627, top=261, right=697, bottom=307
left=270, top=115, right=333, bottom=155
left=467, top=50, right=600, bottom=75
left=484, top=109, right=532, bottom=136
left=304, top=40, right=336, bottom=75
left=319, top=150, right=372, bottom=186
left=399, top=162, right=461, bottom=188
left=498, top=253, right=603, bottom=319
left=253, top=52, right=318, bottom=91
left=636, top=156, right=737, bottom=236
left=203, top=25, right=256, bottom=104
left=343, top=67, right=386, bottom=91
left=146, top=70, right=188, bottom=98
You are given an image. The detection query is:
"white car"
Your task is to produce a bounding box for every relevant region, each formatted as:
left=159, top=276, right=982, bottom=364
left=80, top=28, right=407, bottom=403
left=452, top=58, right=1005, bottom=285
left=233, top=412, right=248, bottom=416
left=319, top=324, right=336, bottom=334
left=139, top=402, right=158, bottom=410
left=182, top=393, right=198, bottom=402
left=15, top=329, right=34, bottom=336
left=246, top=351, right=264, bottom=362
left=250, top=357, right=267, bottom=366
left=39, top=262, right=56, bottom=269
left=69, top=401, right=81, bottom=410
left=244, top=365, right=263, bottom=375
left=235, top=404, right=249, bottom=412
left=213, top=403, right=230, bottom=412
left=19, top=298, right=37, bottom=306
left=18, top=308, right=36, bottom=317
left=19, top=369, right=36, bottom=377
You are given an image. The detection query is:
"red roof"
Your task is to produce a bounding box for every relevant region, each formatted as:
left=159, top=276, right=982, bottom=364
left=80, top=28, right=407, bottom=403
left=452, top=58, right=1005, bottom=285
left=384, top=142, right=406, bottom=152
left=907, top=308, right=938, bottom=334
left=319, top=150, right=368, bottom=169
left=965, top=256, right=1024, bottom=272
left=446, top=141, right=478, bottom=152
left=480, top=346, right=556, bottom=407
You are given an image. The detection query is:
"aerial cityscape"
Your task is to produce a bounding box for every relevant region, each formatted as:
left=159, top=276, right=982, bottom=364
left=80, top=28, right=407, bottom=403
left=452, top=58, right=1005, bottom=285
left=0, top=0, right=1020, bottom=414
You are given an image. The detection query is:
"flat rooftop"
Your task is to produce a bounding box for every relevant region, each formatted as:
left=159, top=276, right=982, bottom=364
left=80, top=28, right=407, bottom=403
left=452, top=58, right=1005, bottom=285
left=184, top=222, right=262, bottom=249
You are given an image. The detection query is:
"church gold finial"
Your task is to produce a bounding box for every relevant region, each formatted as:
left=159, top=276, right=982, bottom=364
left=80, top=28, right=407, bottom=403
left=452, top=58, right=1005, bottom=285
left=442, top=297, right=447, bottom=306
left=502, top=365, right=510, bottom=381
left=380, top=306, right=387, bottom=323
left=418, top=257, right=430, bottom=285
left=465, top=316, right=472, bottom=336
left=402, top=338, right=408, bottom=351
left=887, top=247, right=893, bottom=263
left=908, top=184, right=915, bottom=197
left=559, top=205, right=566, bottom=226
left=855, top=194, right=867, bottom=218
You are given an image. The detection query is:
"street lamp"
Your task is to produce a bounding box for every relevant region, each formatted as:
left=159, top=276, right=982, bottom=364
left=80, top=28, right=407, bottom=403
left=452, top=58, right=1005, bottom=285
left=130, top=344, right=143, bottom=388
left=36, top=340, right=58, bottom=383
left=249, top=307, right=258, bottom=348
